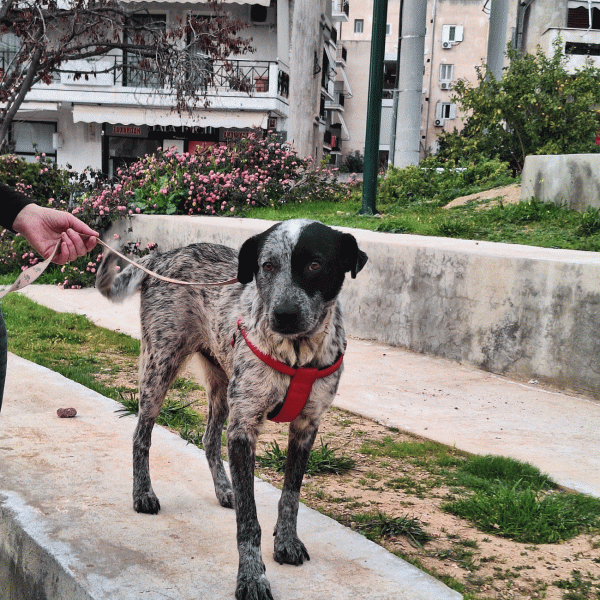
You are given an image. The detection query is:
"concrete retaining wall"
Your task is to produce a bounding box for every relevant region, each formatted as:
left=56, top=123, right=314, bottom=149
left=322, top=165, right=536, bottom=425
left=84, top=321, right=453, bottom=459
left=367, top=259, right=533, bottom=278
left=106, top=215, right=600, bottom=399
left=521, top=154, right=600, bottom=210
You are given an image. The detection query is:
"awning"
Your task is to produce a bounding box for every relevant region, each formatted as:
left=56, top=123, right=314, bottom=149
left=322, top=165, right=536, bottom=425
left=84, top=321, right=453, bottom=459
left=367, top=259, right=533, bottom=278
left=339, top=67, right=353, bottom=98
left=17, top=102, right=59, bottom=113
left=568, top=0, right=599, bottom=8
left=72, top=104, right=269, bottom=129
left=119, top=0, right=270, bottom=4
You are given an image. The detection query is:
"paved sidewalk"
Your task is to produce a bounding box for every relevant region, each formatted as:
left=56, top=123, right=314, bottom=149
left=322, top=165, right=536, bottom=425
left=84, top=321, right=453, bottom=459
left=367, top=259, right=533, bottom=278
left=17, top=285, right=600, bottom=498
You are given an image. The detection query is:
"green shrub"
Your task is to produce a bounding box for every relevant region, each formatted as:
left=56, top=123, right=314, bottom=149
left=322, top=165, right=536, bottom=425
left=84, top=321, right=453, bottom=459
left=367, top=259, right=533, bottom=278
left=0, top=153, right=147, bottom=288
left=378, top=157, right=513, bottom=207
left=343, top=150, right=364, bottom=173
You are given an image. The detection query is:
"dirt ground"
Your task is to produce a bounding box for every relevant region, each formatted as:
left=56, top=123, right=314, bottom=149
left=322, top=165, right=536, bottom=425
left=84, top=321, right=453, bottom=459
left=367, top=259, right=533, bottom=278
left=255, top=409, right=600, bottom=600
left=444, top=184, right=523, bottom=209
left=103, top=308, right=600, bottom=600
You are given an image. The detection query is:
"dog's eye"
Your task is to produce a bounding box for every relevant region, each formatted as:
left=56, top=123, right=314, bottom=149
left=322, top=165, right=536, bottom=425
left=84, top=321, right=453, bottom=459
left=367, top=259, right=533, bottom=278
left=308, top=261, right=321, bottom=272
left=263, top=262, right=275, bottom=272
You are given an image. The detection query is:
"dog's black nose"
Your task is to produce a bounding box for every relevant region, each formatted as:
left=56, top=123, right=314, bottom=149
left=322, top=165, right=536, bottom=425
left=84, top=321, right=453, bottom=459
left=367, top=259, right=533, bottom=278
left=272, top=302, right=301, bottom=333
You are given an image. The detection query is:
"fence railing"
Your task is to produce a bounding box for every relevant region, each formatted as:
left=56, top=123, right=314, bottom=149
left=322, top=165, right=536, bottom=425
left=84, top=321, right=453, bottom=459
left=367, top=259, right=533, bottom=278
left=113, top=57, right=289, bottom=97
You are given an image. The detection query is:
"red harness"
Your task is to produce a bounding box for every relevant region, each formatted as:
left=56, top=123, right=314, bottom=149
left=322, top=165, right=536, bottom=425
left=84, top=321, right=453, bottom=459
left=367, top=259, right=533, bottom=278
left=232, top=318, right=344, bottom=423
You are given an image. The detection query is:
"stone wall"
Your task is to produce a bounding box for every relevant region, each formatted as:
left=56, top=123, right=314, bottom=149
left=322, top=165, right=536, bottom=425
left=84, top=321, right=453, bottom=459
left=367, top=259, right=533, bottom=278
left=521, top=154, right=600, bottom=210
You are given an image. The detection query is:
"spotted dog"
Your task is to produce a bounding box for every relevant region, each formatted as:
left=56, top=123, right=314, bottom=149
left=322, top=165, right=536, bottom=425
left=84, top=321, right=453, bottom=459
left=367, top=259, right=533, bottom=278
left=96, top=219, right=368, bottom=600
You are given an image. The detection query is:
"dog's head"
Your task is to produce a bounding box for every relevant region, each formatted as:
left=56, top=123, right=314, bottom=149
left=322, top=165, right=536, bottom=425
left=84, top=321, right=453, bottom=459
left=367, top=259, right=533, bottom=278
left=237, top=219, right=368, bottom=336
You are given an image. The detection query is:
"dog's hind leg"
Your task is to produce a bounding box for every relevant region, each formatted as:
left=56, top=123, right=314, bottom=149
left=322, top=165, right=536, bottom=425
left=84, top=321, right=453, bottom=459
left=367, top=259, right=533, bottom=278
left=133, top=340, right=184, bottom=514
left=201, top=359, right=234, bottom=508
left=273, top=418, right=318, bottom=566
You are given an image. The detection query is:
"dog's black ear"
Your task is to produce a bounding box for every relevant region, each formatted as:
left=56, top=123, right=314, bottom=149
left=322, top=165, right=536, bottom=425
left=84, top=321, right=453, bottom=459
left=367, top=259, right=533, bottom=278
left=237, top=235, right=260, bottom=284
left=339, top=233, right=368, bottom=279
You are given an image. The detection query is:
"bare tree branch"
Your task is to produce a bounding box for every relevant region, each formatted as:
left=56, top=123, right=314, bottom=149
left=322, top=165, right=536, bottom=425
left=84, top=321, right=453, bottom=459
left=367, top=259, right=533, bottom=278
left=0, top=0, right=253, bottom=138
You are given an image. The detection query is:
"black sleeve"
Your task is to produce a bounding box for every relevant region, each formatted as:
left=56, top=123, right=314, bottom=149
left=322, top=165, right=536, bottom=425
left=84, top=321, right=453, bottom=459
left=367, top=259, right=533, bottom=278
left=0, top=182, right=36, bottom=232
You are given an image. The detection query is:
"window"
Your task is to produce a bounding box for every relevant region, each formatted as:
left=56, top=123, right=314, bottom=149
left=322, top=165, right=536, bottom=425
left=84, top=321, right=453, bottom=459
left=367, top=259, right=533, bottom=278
left=0, top=32, right=19, bottom=74
left=386, top=23, right=392, bottom=36
left=11, top=121, right=57, bottom=162
left=354, top=19, right=364, bottom=34
left=436, top=102, right=456, bottom=121
left=439, top=63, right=454, bottom=81
left=441, top=24, right=464, bottom=44
left=567, top=4, right=600, bottom=29
left=250, top=5, right=268, bottom=23
left=123, top=14, right=166, bottom=88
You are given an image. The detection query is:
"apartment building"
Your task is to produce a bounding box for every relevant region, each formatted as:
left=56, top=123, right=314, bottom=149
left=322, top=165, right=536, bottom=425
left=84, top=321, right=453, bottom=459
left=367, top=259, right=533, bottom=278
left=336, top=0, right=490, bottom=164
left=517, top=0, right=600, bottom=71
left=1, top=0, right=343, bottom=174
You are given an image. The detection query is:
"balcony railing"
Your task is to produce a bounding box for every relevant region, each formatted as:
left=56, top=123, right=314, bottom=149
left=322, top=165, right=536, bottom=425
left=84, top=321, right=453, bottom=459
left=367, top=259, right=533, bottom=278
left=332, top=0, right=350, bottom=22
left=58, top=55, right=289, bottom=98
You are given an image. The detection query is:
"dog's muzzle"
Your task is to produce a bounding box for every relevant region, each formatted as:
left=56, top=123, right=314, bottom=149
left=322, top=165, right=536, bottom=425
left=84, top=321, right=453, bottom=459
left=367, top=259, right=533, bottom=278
left=271, top=301, right=303, bottom=335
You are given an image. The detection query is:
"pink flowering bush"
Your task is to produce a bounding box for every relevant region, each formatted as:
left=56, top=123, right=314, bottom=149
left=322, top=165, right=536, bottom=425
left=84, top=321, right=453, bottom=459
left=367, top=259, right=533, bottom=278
left=100, top=130, right=349, bottom=216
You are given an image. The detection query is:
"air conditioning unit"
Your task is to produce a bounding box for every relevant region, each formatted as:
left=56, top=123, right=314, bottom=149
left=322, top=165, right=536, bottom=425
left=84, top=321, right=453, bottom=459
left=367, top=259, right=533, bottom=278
left=434, top=119, right=443, bottom=127
left=442, top=41, right=452, bottom=49
left=440, top=81, right=452, bottom=90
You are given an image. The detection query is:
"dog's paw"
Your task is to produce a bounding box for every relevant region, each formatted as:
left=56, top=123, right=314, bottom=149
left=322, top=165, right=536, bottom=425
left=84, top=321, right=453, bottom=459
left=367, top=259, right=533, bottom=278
left=216, top=487, right=235, bottom=509
left=133, top=492, right=161, bottom=514
left=235, top=572, right=273, bottom=600
left=273, top=533, right=310, bottom=566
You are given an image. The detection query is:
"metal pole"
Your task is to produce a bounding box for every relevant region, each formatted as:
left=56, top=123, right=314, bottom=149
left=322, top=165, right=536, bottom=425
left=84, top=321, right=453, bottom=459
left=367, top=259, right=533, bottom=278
left=388, top=0, right=404, bottom=167
left=359, top=0, right=389, bottom=215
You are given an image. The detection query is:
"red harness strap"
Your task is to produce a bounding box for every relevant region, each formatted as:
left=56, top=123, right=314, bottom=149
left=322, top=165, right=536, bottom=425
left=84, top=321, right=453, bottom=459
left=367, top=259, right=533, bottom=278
left=233, top=318, right=344, bottom=423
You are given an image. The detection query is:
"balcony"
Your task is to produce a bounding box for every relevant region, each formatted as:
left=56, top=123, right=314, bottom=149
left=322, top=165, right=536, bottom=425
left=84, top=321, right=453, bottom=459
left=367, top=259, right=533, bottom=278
left=24, top=55, right=291, bottom=119
left=336, top=43, right=347, bottom=66
left=541, top=27, right=600, bottom=71
left=332, top=0, right=350, bottom=23
left=324, top=91, right=345, bottom=112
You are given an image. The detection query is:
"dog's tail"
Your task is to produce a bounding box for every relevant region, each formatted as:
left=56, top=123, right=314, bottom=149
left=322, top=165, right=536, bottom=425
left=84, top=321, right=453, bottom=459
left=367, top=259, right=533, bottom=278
left=96, top=250, right=149, bottom=302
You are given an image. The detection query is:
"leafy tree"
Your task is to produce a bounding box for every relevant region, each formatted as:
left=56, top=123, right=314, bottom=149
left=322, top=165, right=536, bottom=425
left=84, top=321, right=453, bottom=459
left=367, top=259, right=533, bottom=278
left=437, top=39, right=600, bottom=172
left=0, top=0, right=251, bottom=145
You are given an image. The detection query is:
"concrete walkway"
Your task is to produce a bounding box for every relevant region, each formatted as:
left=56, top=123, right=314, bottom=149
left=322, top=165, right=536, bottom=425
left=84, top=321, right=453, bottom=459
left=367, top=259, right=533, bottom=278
left=2, top=284, right=600, bottom=599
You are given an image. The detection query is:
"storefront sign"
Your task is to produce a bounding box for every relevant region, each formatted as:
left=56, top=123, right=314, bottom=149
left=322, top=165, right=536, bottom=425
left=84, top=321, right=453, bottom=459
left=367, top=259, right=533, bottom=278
left=107, top=124, right=149, bottom=138
left=219, top=128, right=255, bottom=142
left=150, top=125, right=215, bottom=136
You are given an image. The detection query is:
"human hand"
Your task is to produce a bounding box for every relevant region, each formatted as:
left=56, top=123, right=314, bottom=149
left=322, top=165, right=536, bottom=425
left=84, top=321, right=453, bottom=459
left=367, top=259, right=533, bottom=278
left=12, top=204, right=99, bottom=265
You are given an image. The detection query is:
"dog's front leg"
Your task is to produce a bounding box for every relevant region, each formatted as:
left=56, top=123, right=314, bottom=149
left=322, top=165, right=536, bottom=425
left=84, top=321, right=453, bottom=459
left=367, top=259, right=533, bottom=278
left=273, top=419, right=318, bottom=566
left=227, top=415, right=273, bottom=600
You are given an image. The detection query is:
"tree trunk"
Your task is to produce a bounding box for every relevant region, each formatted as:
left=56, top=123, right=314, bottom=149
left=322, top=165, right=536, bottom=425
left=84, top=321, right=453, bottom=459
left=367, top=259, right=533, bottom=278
left=0, top=42, right=43, bottom=148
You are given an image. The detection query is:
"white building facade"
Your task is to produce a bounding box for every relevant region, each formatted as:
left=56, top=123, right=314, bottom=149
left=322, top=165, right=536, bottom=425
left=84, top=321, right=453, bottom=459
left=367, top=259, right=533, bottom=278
left=1, top=0, right=342, bottom=174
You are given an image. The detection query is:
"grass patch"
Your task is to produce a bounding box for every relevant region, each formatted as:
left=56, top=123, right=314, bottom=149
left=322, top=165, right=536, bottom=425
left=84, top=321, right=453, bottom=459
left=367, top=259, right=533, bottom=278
left=2, top=294, right=206, bottom=447
left=443, top=455, right=600, bottom=544
left=257, top=439, right=355, bottom=476
left=347, top=511, right=433, bottom=548
left=244, top=191, right=600, bottom=253
left=2, top=293, right=140, bottom=401
left=115, top=390, right=205, bottom=432
left=360, top=436, right=464, bottom=467
left=553, top=569, right=600, bottom=599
